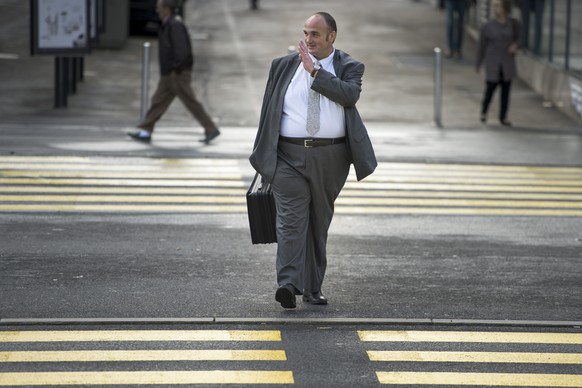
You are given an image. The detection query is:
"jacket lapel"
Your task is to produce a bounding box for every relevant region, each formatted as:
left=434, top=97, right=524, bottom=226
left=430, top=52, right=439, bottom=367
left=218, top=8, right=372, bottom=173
left=333, top=50, right=343, bottom=78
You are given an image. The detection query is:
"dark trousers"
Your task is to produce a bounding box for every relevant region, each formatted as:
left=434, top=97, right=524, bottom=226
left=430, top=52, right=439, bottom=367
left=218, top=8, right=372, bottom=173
left=445, top=0, right=466, bottom=53
left=481, top=80, right=512, bottom=121
left=139, top=71, right=216, bottom=135
left=271, top=141, right=350, bottom=295
left=520, top=0, right=545, bottom=55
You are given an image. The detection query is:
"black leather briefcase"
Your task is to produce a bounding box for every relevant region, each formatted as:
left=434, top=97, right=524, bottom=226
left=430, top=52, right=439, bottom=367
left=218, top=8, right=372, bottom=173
left=246, top=172, right=277, bottom=244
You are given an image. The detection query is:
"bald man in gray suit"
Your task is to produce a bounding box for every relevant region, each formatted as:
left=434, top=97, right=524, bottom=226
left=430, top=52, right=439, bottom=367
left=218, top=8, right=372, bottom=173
left=250, top=12, right=377, bottom=309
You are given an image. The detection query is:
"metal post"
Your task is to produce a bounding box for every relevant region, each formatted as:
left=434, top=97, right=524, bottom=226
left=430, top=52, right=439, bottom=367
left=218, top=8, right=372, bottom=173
left=434, top=47, right=443, bottom=128
left=54, top=56, right=68, bottom=108
left=69, top=57, right=77, bottom=95
left=564, top=0, right=572, bottom=71
left=548, top=0, right=555, bottom=63
left=140, top=42, right=151, bottom=121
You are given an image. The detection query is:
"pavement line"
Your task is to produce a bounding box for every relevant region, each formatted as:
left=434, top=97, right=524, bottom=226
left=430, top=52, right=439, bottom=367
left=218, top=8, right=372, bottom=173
left=5, top=157, right=581, bottom=173
left=2, top=204, right=582, bottom=216
left=0, top=53, right=19, bottom=60
left=0, top=204, right=248, bottom=212
left=358, top=331, right=582, bottom=344
left=0, top=178, right=245, bottom=187
left=373, top=163, right=582, bottom=174
left=0, top=163, right=240, bottom=171
left=0, top=330, right=281, bottom=342
left=0, top=371, right=294, bottom=385
left=353, top=176, right=582, bottom=186
left=1, top=317, right=581, bottom=327
left=0, top=350, right=286, bottom=362
left=3, top=195, right=582, bottom=209
left=4, top=163, right=581, bottom=179
left=4, top=186, right=582, bottom=201
left=0, top=157, right=239, bottom=166
left=0, top=171, right=242, bottom=179
left=5, top=178, right=582, bottom=193
left=369, top=170, right=582, bottom=179
left=0, top=178, right=582, bottom=195
left=4, top=169, right=582, bottom=186
left=339, top=190, right=582, bottom=201
left=0, top=186, right=246, bottom=195
left=375, top=372, right=582, bottom=386
left=342, top=181, right=582, bottom=193
left=337, top=207, right=582, bottom=216
left=0, top=195, right=246, bottom=204
left=336, top=197, right=582, bottom=208
left=367, top=351, right=582, bottom=364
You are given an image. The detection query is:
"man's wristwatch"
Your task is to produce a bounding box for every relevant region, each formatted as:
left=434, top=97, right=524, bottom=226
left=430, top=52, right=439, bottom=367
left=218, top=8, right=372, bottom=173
left=310, top=64, right=321, bottom=77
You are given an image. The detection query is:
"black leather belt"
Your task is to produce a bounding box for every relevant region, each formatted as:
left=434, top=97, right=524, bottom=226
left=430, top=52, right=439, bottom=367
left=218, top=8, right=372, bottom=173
left=279, top=136, right=346, bottom=148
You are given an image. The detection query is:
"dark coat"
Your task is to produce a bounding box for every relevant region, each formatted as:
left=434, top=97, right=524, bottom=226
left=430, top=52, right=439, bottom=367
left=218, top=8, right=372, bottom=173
left=476, top=18, right=520, bottom=82
left=158, top=15, right=193, bottom=75
left=250, top=49, right=377, bottom=183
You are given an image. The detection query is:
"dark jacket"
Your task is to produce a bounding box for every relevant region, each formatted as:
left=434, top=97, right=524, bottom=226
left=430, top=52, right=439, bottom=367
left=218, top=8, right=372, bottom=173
left=476, top=18, right=520, bottom=82
left=250, top=49, right=377, bottom=183
left=158, top=15, right=193, bottom=75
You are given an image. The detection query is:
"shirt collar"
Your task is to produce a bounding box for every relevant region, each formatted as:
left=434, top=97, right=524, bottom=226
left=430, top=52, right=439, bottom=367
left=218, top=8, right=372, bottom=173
left=310, top=48, right=335, bottom=67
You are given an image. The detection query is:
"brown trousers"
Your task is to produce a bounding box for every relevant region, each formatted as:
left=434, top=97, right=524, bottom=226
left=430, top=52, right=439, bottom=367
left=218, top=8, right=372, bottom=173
left=138, top=70, right=216, bottom=134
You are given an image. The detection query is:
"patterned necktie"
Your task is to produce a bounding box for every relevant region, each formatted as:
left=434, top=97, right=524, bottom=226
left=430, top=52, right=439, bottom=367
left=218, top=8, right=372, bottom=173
left=306, top=61, right=320, bottom=136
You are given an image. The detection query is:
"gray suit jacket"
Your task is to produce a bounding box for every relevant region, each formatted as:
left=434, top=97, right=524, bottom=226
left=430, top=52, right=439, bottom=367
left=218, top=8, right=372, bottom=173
left=249, top=49, right=377, bottom=184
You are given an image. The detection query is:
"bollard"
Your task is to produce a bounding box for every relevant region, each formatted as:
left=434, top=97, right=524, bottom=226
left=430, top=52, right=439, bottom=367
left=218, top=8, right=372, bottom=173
left=140, top=42, right=151, bottom=122
left=434, top=47, right=443, bottom=128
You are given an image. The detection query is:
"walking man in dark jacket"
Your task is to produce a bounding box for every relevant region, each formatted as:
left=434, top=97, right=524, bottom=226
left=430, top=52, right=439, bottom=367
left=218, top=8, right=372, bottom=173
left=128, top=0, right=220, bottom=144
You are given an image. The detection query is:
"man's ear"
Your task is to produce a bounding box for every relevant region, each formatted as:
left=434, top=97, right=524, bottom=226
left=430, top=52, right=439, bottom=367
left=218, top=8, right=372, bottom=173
left=328, top=31, right=337, bottom=43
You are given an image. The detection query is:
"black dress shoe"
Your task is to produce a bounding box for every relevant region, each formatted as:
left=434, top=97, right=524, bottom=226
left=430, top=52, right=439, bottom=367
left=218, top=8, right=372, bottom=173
left=199, top=128, right=220, bottom=144
left=275, top=284, right=296, bottom=309
left=302, top=291, right=328, bottom=305
left=500, top=119, right=512, bottom=126
left=127, top=131, right=151, bottom=143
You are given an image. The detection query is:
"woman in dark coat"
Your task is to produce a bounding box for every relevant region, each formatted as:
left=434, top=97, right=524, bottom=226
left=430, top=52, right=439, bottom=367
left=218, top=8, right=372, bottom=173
left=476, top=0, right=520, bottom=126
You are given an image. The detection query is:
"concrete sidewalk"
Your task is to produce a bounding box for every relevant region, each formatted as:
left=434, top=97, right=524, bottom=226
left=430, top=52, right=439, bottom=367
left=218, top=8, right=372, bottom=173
left=0, top=0, right=579, bottom=136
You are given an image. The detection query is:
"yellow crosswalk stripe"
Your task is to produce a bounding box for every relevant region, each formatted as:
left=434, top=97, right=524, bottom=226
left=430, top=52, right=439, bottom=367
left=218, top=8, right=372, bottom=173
left=361, top=331, right=582, bottom=386
left=375, top=372, right=582, bottom=386
left=343, top=181, right=582, bottom=192
left=368, top=351, right=582, bottom=364
left=0, top=204, right=248, bottom=212
left=358, top=331, right=582, bottom=344
left=0, top=330, right=293, bottom=385
left=0, top=178, right=244, bottom=187
left=0, top=186, right=245, bottom=195
left=0, top=350, right=286, bottom=362
left=0, top=195, right=246, bottom=204
left=0, top=330, right=281, bottom=342
left=0, top=371, right=295, bottom=386
left=0, top=170, right=242, bottom=179
left=0, top=156, right=238, bottom=165
left=2, top=157, right=582, bottom=215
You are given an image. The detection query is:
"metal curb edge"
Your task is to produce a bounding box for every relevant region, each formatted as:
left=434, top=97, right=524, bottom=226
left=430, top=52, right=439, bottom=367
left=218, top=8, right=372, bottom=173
left=0, top=317, right=580, bottom=328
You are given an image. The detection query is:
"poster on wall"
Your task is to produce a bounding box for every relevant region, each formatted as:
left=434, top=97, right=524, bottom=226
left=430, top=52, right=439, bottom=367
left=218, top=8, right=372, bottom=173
left=31, top=0, right=91, bottom=55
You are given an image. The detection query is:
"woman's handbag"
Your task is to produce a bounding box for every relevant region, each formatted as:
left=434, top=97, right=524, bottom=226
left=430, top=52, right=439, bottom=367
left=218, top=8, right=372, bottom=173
left=246, top=172, right=277, bottom=244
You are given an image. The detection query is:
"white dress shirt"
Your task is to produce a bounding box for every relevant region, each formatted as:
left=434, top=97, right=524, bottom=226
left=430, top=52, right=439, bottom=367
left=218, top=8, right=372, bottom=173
left=280, top=49, right=346, bottom=138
